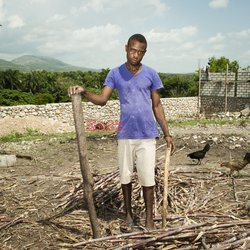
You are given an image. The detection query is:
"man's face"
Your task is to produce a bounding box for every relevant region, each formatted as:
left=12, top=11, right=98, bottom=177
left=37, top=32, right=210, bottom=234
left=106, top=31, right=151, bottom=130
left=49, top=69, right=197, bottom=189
left=126, top=40, right=147, bottom=66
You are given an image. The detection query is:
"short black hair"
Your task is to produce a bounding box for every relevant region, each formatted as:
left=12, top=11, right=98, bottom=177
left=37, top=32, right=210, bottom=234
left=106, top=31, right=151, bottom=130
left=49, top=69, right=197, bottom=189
left=127, top=34, right=147, bottom=47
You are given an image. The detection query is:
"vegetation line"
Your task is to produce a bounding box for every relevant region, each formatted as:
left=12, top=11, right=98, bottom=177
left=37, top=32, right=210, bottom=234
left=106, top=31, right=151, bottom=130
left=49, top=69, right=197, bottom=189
left=0, top=118, right=249, bottom=143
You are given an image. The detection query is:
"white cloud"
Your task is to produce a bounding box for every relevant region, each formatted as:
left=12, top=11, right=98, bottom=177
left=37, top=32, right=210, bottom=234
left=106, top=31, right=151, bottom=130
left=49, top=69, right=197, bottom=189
left=30, top=0, right=48, bottom=4
left=209, top=32, right=225, bottom=43
left=46, top=14, right=65, bottom=23
left=77, top=0, right=113, bottom=13
left=8, top=15, right=25, bottom=28
left=242, top=50, right=250, bottom=57
left=209, top=0, right=229, bottom=9
left=142, top=26, right=200, bottom=72
left=181, top=42, right=195, bottom=50
left=146, top=26, right=198, bottom=43
left=32, top=23, right=121, bottom=56
left=28, top=23, right=122, bottom=68
left=144, top=0, right=168, bottom=15
left=71, top=23, right=121, bottom=49
left=234, top=29, right=250, bottom=39
left=0, top=0, right=249, bottom=73
left=211, top=43, right=225, bottom=50
left=75, top=0, right=168, bottom=15
left=0, top=0, right=6, bottom=22
left=85, top=0, right=107, bottom=12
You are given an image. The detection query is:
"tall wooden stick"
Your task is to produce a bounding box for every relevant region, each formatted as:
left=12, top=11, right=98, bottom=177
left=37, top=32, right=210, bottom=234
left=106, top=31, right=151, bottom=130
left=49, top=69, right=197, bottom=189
left=71, top=94, right=100, bottom=238
left=162, top=145, right=171, bottom=228
left=225, top=63, right=228, bottom=113
left=198, top=61, right=201, bottom=114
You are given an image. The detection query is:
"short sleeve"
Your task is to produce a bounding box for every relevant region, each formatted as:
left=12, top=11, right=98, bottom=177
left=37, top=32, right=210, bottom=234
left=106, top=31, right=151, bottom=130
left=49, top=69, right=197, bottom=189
left=150, top=70, right=163, bottom=91
left=104, top=69, right=116, bottom=90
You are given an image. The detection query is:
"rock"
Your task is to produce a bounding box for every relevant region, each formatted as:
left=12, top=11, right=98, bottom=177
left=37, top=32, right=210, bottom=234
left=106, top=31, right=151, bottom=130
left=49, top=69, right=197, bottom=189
left=0, top=155, right=17, bottom=167
left=212, top=137, right=218, bottom=143
left=240, top=107, right=250, bottom=117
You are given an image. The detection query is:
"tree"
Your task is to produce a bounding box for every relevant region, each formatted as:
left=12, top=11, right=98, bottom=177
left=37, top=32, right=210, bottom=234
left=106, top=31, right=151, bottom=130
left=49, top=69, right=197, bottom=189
left=208, top=56, right=239, bottom=73
left=0, top=69, right=21, bottom=90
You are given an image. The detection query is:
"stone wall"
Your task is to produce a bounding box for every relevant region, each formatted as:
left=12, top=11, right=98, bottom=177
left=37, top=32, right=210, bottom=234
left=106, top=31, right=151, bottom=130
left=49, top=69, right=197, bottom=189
left=201, top=71, right=250, bottom=98
left=200, top=81, right=236, bottom=97
left=0, top=97, right=199, bottom=135
left=200, top=96, right=248, bottom=113
left=201, top=72, right=236, bottom=82
left=200, top=71, right=250, bottom=113
left=1, top=71, right=249, bottom=134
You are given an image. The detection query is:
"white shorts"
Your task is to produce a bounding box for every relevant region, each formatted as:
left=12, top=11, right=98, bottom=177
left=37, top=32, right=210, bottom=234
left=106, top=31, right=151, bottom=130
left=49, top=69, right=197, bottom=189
left=118, top=139, right=156, bottom=187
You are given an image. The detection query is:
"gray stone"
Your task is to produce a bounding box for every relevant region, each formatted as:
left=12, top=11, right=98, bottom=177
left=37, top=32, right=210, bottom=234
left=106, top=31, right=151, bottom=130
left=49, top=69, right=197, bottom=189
left=240, top=107, right=250, bottom=117
left=0, top=155, right=16, bottom=167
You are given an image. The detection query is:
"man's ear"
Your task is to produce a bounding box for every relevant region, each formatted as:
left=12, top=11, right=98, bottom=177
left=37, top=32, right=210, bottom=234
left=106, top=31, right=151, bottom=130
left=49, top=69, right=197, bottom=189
left=125, top=44, right=128, bottom=52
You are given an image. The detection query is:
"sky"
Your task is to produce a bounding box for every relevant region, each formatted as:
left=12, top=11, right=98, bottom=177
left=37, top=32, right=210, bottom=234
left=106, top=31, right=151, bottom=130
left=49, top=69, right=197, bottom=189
left=0, top=0, right=250, bottom=73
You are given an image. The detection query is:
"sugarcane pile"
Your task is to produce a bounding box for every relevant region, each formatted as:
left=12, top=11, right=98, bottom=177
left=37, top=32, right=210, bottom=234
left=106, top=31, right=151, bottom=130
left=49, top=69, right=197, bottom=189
left=52, top=159, right=190, bottom=219
left=42, top=156, right=250, bottom=249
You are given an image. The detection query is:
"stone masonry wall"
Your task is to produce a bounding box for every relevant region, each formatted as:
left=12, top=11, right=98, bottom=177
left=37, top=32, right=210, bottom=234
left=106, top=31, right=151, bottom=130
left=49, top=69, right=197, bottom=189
left=200, top=81, right=235, bottom=97
left=200, top=96, right=248, bottom=113
left=200, top=71, right=250, bottom=113
left=201, top=72, right=236, bottom=82
left=0, top=97, right=198, bottom=135
left=1, top=71, right=249, bottom=135
left=201, top=71, right=250, bottom=98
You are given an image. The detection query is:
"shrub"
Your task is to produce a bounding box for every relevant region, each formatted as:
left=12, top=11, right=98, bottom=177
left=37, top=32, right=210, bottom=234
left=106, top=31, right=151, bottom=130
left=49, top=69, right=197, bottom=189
left=33, top=93, right=55, bottom=105
left=0, top=89, right=34, bottom=106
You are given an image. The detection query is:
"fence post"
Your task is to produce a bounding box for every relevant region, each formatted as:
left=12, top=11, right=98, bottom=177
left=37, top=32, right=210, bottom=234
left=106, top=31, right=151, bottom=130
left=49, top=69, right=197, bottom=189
left=225, top=64, right=228, bottom=113
left=198, top=66, right=201, bottom=115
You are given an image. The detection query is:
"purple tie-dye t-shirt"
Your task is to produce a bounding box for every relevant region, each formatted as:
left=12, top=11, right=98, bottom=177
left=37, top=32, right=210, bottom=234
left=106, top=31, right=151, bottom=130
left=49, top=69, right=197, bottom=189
left=104, top=63, right=163, bottom=139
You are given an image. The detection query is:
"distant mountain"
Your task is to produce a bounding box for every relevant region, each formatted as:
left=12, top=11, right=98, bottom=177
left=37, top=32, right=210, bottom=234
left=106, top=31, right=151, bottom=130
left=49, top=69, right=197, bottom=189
left=0, top=59, right=27, bottom=71
left=0, top=55, right=99, bottom=72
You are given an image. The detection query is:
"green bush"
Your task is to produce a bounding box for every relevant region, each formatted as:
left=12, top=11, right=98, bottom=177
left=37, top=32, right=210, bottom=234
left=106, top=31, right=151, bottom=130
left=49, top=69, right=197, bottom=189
left=0, top=89, right=34, bottom=106
left=33, top=93, right=55, bottom=105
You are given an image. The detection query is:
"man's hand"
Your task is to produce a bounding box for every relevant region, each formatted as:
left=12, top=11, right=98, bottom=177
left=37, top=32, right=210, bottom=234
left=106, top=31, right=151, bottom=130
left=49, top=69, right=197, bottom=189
left=164, top=135, right=176, bottom=155
left=68, top=85, right=85, bottom=97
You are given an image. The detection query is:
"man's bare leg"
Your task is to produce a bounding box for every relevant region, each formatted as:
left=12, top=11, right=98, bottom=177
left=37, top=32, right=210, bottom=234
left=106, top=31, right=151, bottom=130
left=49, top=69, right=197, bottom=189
left=121, top=183, right=133, bottom=225
left=143, top=186, right=155, bottom=230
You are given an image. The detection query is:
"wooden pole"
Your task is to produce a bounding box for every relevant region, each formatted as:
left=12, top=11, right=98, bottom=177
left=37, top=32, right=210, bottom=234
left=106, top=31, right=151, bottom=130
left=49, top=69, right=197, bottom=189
left=162, top=145, right=171, bottom=228
left=71, top=94, right=100, bottom=238
left=225, top=63, right=228, bottom=113
left=198, top=66, right=201, bottom=115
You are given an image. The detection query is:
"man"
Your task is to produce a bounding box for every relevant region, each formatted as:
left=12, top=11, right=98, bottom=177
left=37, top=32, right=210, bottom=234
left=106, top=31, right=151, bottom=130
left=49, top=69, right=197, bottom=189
left=68, top=33, right=175, bottom=230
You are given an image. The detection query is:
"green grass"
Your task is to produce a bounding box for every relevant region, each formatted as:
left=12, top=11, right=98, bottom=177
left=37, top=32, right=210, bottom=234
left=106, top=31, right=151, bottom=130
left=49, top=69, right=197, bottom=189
left=0, top=128, right=115, bottom=143
left=0, top=117, right=249, bottom=143
left=169, top=117, right=250, bottom=127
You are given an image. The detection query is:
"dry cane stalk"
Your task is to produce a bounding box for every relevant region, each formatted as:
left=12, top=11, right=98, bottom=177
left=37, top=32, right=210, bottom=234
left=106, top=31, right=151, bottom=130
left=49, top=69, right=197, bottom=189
left=162, top=145, right=171, bottom=228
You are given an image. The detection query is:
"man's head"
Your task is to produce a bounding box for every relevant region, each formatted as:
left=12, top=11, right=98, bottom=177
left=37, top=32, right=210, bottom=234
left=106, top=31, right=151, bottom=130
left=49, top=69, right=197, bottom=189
left=127, top=34, right=147, bottom=48
left=126, top=34, right=147, bottom=66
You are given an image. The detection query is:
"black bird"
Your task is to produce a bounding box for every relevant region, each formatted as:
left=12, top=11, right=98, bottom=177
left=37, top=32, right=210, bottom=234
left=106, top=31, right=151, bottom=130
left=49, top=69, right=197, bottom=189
left=187, top=143, right=210, bottom=165
left=243, top=152, right=250, bottom=162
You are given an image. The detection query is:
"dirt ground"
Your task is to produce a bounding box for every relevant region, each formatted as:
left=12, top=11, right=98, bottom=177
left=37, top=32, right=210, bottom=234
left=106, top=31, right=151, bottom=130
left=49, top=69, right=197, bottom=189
left=0, top=123, right=250, bottom=249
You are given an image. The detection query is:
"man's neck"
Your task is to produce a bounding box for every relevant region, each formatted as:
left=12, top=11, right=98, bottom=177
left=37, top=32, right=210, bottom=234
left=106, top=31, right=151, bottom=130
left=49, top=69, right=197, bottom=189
left=126, top=62, right=142, bottom=75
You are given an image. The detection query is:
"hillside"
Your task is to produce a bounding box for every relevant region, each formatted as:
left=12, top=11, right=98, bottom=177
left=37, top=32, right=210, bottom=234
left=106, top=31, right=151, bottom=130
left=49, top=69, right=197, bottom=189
left=0, top=55, right=98, bottom=72
left=0, top=59, right=27, bottom=71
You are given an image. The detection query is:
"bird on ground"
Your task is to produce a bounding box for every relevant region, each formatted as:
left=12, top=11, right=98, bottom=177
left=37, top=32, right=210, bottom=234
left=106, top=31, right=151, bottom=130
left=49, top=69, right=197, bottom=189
left=220, top=152, right=250, bottom=175
left=187, top=143, right=210, bottom=165
left=245, top=200, right=250, bottom=214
